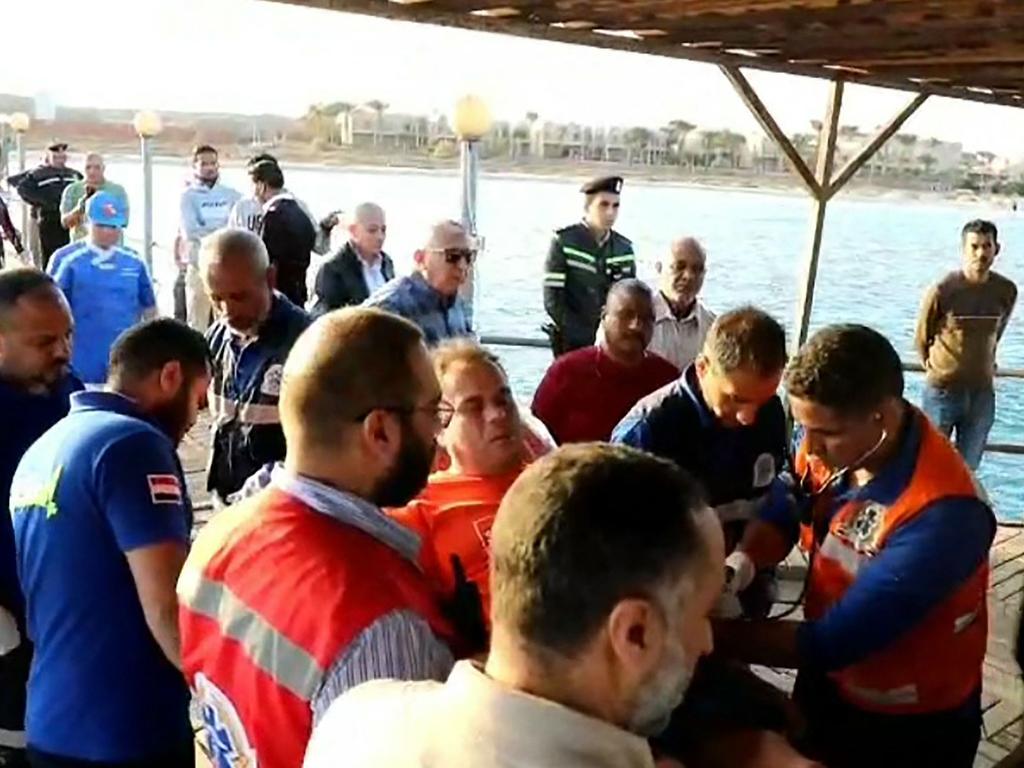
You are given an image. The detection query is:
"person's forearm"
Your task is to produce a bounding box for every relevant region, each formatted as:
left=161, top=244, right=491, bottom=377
left=737, top=520, right=795, bottom=570
left=142, top=599, right=182, bottom=670
left=713, top=618, right=803, bottom=668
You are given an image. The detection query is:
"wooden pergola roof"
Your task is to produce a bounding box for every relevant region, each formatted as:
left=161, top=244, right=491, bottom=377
left=268, top=0, right=1024, bottom=108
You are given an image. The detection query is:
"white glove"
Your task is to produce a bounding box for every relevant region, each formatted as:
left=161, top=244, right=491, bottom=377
left=712, top=550, right=756, bottom=619
left=0, top=605, right=21, bottom=655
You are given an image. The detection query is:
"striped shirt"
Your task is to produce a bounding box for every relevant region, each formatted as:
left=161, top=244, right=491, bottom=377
left=364, top=272, right=473, bottom=346
left=270, top=466, right=454, bottom=723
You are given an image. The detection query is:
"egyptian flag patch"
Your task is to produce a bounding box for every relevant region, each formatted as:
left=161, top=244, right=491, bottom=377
left=147, top=474, right=183, bottom=505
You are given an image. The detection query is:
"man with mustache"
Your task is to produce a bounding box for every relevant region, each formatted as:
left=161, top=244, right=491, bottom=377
left=649, top=237, right=716, bottom=371
left=916, top=219, right=1017, bottom=469
left=532, top=279, right=679, bottom=444
left=179, top=308, right=458, bottom=768
left=11, top=319, right=210, bottom=768
left=305, top=443, right=724, bottom=768
left=201, top=229, right=310, bottom=504
left=0, top=269, right=81, bottom=768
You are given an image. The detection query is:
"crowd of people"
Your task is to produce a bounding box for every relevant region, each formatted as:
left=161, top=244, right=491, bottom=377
left=0, top=147, right=1020, bottom=768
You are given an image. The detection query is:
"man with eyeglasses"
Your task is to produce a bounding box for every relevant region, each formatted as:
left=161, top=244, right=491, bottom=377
left=543, top=175, right=636, bottom=356
left=199, top=229, right=310, bottom=504
left=364, top=220, right=474, bottom=345
left=389, top=340, right=528, bottom=641
left=179, top=307, right=459, bottom=768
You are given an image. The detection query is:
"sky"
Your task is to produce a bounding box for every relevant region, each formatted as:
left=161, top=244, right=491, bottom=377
left=6, top=0, right=1024, bottom=159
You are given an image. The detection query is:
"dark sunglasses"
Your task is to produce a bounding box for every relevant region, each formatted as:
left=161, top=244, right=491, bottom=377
left=430, top=248, right=477, bottom=266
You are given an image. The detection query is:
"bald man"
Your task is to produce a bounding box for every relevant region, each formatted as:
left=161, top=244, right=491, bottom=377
left=532, top=279, right=679, bottom=444
left=364, top=220, right=474, bottom=345
left=178, top=308, right=457, bottom=768
left=649, top=237, right=716, bottom=370
left=200, top=228, right=311, bottom=503
left=312, top=202, right=395, bottom=316
left=59, top=153, right=129, bottom=243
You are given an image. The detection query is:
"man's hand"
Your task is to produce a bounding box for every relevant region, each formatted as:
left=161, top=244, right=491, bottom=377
left=714, top=550, right=756, bottom=619
left=0, top=606, right=21, bottom=655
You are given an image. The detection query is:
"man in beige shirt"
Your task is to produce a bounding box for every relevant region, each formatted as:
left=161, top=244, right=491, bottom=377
left=916, top=219, right=1017, bottom=469
left=304, top=443, right=724, bottom=768
left=649, top=237, right=716, bottom=371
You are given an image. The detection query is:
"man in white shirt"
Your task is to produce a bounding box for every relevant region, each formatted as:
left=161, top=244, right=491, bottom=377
left=305, top=442, right=725, bottom=768
left=649, top=237, right=715, bottom=371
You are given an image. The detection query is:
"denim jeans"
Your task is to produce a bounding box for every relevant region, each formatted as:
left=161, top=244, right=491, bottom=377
left=921, top=384, right=995, bottom=470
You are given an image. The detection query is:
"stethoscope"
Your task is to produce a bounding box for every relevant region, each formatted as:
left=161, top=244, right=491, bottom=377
left=770, top=425, right=889, bottom=620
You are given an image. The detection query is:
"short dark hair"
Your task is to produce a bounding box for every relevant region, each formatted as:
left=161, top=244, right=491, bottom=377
left=249, top=160, right=284, bottom=190
left=784, top=324, right=903, bottom=415
left=192, top=144, right=218, bottom=161
left=962, top=219, right=998, bottom=244
left=108, top=318, right=211, bottom=385
left=0, top=268, right=61, bottom=329
left=246, top=153, right=278, bottom=168
left=491, top=443, right=709, bottom=657
left=281, top=308, right=426, bottom=450
left=605, top=277, right=653, bottom=307
left=703, top=306, right=787, bottom=376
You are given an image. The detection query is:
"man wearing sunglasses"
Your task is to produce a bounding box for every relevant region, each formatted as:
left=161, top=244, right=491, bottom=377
left=365, top=220, right=474, bottom=346
left=179, top=308, right=459, bottom=768
left=543, top=175, right=636, bottom=356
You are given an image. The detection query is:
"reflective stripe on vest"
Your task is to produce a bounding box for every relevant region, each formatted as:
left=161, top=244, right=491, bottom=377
left=208, top=393, right=280, bottom=426
left=606, top=253, right=635, bottom=265
left=544, top=272, right=566, bottom=286
left=845, top=683, right=919, bottom=708
left=566, top=259, right=597, bottom=274
left=178, top=566, right=325, bottom=701
left=561, top=246, right=595, bottom=263
left=817, top=531, right=870, bottom=577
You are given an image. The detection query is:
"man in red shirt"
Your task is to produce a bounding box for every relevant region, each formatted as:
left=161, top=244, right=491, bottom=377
left=532, top=279, right=679, bottom=443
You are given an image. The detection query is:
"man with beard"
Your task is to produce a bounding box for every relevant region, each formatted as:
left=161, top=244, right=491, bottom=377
left=0, top=269, right=81, bottom=768
left=532, top=279, right=679, bottom=444
left=201, top=229, right=310, bottom=504
left=10, top=319, right=210, bottom=768
left=178, top=308, right=459, bottom=768
left=178, top=145, right=242, bottom=332
left=305, top=443, right=723, bottom=768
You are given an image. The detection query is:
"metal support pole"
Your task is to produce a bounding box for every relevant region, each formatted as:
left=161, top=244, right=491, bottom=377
left=0, top=123, right=7, bottom=181
left=793, top=79, right=844, bottom=355
left=141, top=135, right=154, bottom=272
left=458, top=138, right=480, bottom=327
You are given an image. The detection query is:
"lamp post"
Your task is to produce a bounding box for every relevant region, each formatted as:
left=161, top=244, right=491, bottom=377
left=10, top=112, right=30, bottom=261
left=0, top=115, right=8, bottom=181
left=133, top=110, right=163, bottom=273
left=452, top=95, right=492, bottom=327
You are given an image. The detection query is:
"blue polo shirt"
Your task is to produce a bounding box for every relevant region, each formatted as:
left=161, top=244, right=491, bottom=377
left=10, top=391, right=192, bottom=761
left=0, top=374, right=83, bottom=619
left=364, top=272, right=472, bottom=346
left=52, top=245, right=156, bottom=383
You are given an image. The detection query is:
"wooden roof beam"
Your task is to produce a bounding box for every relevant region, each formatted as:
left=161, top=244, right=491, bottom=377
left=826, top=92, right=929, bottom=200
left=720, top=65, right=820, bottom=197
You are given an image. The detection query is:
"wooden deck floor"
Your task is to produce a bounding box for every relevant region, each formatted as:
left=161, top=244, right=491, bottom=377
left=177, top=414, right=1024, bottom=766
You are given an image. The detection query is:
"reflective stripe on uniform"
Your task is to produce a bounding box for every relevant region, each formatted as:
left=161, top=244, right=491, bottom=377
left=544, top=272, right=566, bottom=285
left=844, top=683, right=919, bottom=707
left=818, top=532, right=869, bottom=577
left=208, top=394, right=280, bottom=425
left=562, top=246, right=596, bottom=263
left=178, top=567, right=326, bottom=701
left=566, top=259, right=598, bottom=274
left=606, top=253, right=636, bottom=265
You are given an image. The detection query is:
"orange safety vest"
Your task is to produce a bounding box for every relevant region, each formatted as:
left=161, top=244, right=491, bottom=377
left=795, top=410, right=989, bottom=715
left=389, top=467, right=524, bottom=626
left=178, top=488, right=454, bottom=768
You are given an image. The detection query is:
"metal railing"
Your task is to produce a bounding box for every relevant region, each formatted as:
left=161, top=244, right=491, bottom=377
left=480, top=334, right=1024, bottom=457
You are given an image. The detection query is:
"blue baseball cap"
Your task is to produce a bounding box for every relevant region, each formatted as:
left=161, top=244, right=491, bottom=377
left=87, top=191, right=127, bottom=229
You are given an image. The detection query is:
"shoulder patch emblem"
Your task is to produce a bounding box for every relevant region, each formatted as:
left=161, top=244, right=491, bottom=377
left=260, top=364, right=284, bottom=397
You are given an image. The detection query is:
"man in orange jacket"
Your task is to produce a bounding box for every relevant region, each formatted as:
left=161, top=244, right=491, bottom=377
left=390, top=339, right=528, bottom=633
left=715, top=324, right=994, bottom=768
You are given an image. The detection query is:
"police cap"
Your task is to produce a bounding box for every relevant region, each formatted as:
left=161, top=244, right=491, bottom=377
left=47, top=142, right=69, bottom=152
left=580, top=176, right=623, bottom=195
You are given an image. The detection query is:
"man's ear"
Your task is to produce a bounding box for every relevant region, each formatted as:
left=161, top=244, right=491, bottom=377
left=266, top=264, right=278, bottom=291
left=995, top=242, right=1002, bottom=258
left=158, top=360, right=184, bottom=397
left=361, top=409, right=401, bottom=462
left=413, top=249, right=427, bottom=268
left=655, top=261, right=663, bottom=275
left=606, top=598, right=665, bottom=683
left=695, top=354, right=709, bottom=381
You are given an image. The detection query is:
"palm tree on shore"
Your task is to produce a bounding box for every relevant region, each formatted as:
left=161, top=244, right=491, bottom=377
left=366, top=100, right=389, bottom=146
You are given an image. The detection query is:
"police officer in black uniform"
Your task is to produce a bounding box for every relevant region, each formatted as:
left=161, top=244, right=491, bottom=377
left=543, top=176, right=636, bottom=356
left=7, top=143, right=82, bottom=269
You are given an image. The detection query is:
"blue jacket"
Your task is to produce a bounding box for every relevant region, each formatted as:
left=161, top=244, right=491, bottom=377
left=364, top=272, right=472, bottom=346
left=206, top=294, right=310, bottom=500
